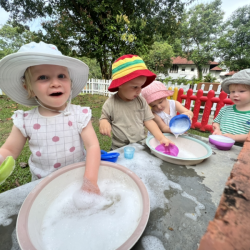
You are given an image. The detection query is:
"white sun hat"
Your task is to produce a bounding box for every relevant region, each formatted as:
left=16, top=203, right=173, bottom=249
left=0, top=41, right=89, bottom=106
left=221, top=69, right=250, bottom=94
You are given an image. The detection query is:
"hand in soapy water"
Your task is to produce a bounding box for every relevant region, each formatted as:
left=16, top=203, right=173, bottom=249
left=159, top=136, right=175, bottom=147
left=81, top=178, right=100, bottom=195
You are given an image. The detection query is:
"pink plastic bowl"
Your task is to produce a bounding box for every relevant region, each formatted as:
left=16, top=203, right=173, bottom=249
left=155, top=144, right=179, bottom=157
left=209, top=135, right=235, bottom=150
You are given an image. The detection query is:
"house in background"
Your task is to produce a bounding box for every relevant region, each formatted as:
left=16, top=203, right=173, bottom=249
left=158, top=56, right=225, bottom=82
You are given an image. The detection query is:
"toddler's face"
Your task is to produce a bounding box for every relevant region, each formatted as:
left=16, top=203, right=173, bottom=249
left=118, top=76, right=146, bottom=101
left=29, top=65, right=71, bottom=111
left=149, top=98, right=168, bottom=112
left=229, top=84, right=250, bottom=108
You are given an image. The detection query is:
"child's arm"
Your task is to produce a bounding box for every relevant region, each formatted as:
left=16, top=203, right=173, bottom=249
left=0, top=125, right=27, bottom=163
left=81, top=120, right=100, bottom=194
left=212, top=122, right=222, bottom=135
left=99, top=119, right=112, bottom=137
left=144, top=120, right=174, bottom=146
left=175, top=101, right=193, bottom=120
left=153, top=114, right=171, bottom=133
left=223, top=133, right=248, bottom=142
left=99, top=99, right=112, bottom=137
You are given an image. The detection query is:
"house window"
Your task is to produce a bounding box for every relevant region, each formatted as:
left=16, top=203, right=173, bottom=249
left=191, top=68, right=194, bottom=71
left=169, top=65, right=179, bottom=73
left=202, top=68, right=208, bottom=73
left=182, top=68, right=185, bottom=71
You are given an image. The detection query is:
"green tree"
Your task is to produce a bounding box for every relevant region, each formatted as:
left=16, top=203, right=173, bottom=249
left=179, top=0, right=224, bottom=79
left=0, top=22, right=37, bottom=58
left=0, top=0, right=190, bottom=79
left=215, top=5, right=250, bottom=71
left=77, top=57, right=102, bottom=79
left=142, top=41, right=174, bottom=75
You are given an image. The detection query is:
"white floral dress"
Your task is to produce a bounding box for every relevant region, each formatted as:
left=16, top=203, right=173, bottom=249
left=12, top=104, right=91, bottom=180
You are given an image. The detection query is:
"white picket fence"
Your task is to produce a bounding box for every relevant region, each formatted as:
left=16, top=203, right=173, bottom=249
left=80, top=79, right=191, bottom=96
left=0, top=78, right=223, bottom=115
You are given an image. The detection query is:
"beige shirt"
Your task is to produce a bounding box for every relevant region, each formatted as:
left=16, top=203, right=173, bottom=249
left=100, top=94, right=154, bottom=149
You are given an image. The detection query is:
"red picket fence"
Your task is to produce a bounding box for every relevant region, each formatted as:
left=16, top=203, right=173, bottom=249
left=177, top=88, right=234, bottom=133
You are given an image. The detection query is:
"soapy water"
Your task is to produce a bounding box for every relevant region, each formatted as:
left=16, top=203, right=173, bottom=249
left=41, top=179, right=142, bottom=250
left=141, top=235, right=166, bottom=250
left=115, top=144, right=205, bottom=216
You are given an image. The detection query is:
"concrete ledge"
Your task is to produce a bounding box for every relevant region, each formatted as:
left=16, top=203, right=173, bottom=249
left=198, top=132, right=250, bottom=250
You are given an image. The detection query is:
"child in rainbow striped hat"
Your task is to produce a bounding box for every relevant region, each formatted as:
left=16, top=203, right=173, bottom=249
left=99, top=54, right=174, bottom=149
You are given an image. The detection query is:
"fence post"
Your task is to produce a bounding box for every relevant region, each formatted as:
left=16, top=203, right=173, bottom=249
left=200, top=90, right=215, bottom=132
left=191, top=89, right=203, bottom=129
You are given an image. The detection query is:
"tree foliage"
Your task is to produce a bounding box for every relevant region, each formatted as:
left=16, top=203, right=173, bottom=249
left=215, top=5, right=250, bottom=71
left=179, top=0, right=224, bottom=79
left=0, top=22, right=37, bottom=59
left=0, top=0, right=191, bottom=79
left=142, top=41, right=174, bottom=74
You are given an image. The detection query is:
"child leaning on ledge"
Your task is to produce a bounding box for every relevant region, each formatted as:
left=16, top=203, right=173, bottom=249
left=213, top=69, right=250, bottom=145
left=99, top=54, right=174, bottom=150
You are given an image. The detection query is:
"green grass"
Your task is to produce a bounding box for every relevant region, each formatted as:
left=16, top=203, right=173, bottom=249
left=0, top=94, right=211, bottom=193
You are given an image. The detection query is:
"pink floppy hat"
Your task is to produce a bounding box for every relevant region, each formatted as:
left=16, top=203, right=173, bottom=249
left=141, top=81, right=174, bottom=104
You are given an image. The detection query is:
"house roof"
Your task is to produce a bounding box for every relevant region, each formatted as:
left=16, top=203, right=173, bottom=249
left=172, top=56, right=194, bottom=65
left=225, top=71, right=237, bottom=76
left=210, top=66, right=222, bottom=71
left=172, top=56, right=219, bottom=66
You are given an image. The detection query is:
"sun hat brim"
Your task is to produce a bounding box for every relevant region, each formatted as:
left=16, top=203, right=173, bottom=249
left=108, top=69, right=156, bottom=92
left=0, top=52, right=89, bottom=106
left=145, top=90, right=174, bottom=104
left=221, top=77, right=250, bottom=94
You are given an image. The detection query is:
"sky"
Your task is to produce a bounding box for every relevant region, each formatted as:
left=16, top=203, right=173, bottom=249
left=0, top=0, right=249, bottom=29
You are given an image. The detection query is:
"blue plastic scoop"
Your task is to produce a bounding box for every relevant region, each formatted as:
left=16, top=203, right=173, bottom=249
left=101, top=150, right=120, bottom=163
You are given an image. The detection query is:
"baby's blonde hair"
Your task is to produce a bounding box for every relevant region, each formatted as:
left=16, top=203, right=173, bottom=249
left=229, top=84, right=250, bottom=91
left=23, top=67, right=34, bottom=99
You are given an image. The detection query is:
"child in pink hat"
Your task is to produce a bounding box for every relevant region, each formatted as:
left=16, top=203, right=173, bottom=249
left=141, top=81, right=193, bottom=135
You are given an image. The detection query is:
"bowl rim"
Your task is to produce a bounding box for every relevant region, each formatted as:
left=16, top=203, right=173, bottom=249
left=16, top=161, right=150, bottom=250
left=146, top=133, right=212, bottom=161
left=208, top=134, right=235, bottom=144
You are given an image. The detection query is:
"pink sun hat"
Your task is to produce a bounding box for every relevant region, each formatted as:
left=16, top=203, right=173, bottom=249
left=141, top=81, right=174, bottom=104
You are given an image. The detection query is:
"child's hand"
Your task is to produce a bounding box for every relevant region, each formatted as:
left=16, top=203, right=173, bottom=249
left=99, top=119, right=112, bottom=137
left=223, top=133, right=235, bottom=140
left=182, top=111, right=193, bottom=121
left=159, top=136, right=175, bottom=146
left=212, top=129, right=222, bottom=135
left=81, top=178, right=100, bottom=195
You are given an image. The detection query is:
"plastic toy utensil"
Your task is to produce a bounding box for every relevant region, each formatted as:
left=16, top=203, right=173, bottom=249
left=155, top=144, right=179, bottom=157
left=101, top=150, right=120, bottom=163
left=0, top=156, right=15, bottom=185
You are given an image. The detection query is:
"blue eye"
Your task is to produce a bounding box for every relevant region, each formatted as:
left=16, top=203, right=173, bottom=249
left=38, top=75, right=47, bottom=80
left=58, top=74, right=66, bottom=78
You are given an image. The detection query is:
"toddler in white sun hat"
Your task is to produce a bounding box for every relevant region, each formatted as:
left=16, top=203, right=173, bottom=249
left=0, top=41, right=100, bottom=193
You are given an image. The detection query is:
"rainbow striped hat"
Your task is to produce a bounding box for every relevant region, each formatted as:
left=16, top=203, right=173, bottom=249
left=108, top=54, right=156, bottom=92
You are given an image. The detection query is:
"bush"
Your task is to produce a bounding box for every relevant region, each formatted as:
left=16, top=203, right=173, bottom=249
left=203, top=73, right=217, bottom=83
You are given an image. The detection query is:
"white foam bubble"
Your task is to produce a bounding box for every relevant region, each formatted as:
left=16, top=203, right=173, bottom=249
left=164, top=233, right=170, bottom=240
left=141, top=235, right=166, bottom=250
left=41, top=179, right=142, bottom=250
left=181, top=191, right=205, bottom=221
